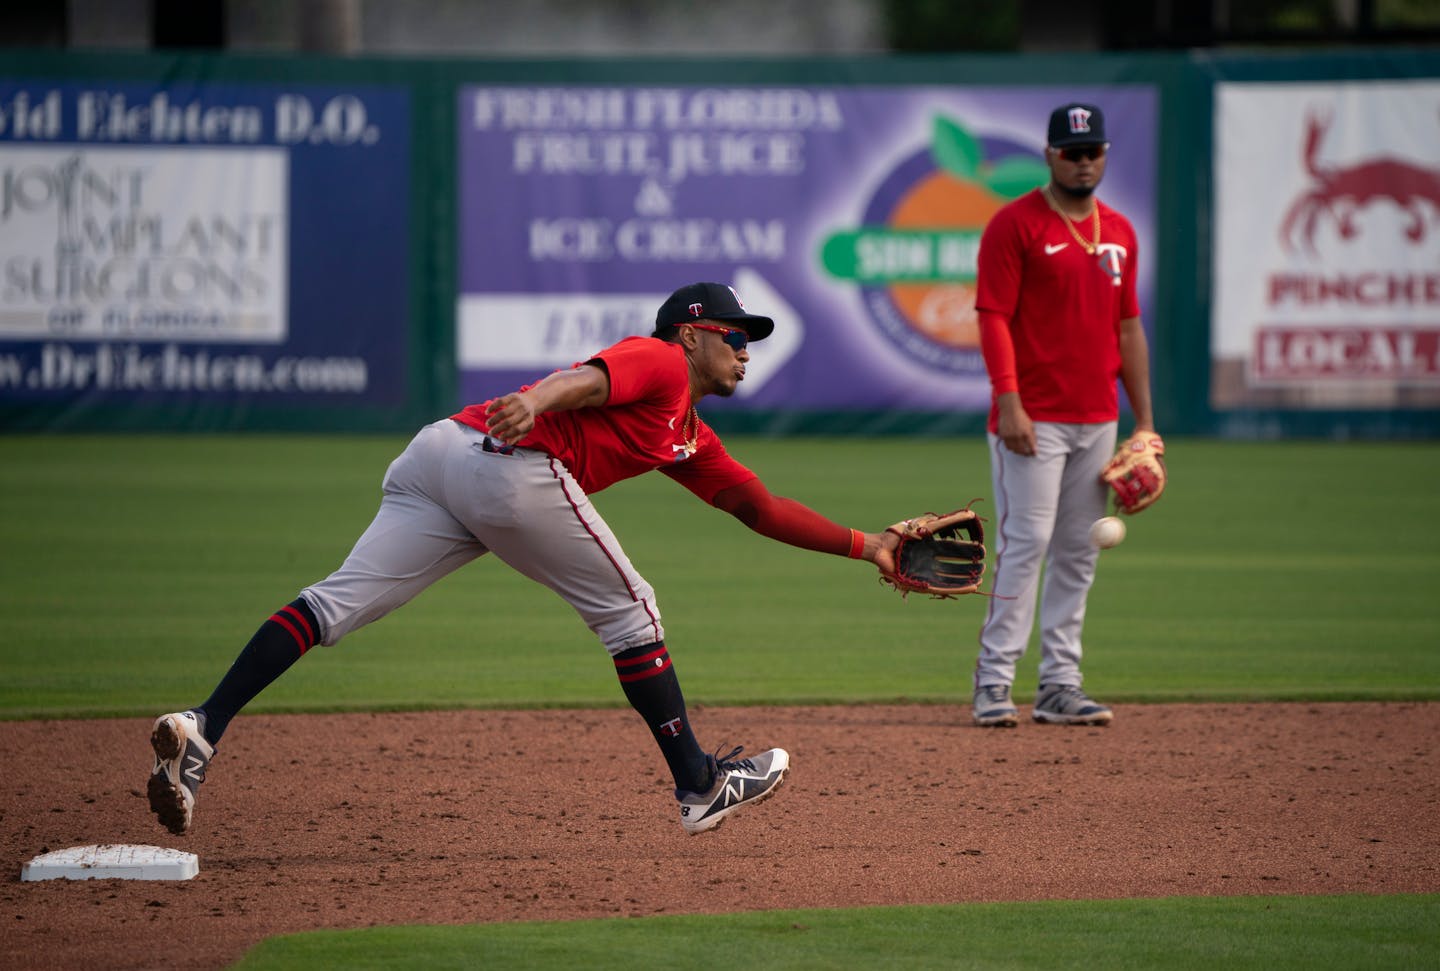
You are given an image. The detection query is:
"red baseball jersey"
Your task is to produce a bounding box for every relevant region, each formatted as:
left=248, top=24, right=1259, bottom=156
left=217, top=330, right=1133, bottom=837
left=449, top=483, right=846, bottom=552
left=452, top=336, right=757, bottom=502
left=975, top=189, right=1141, bottom=431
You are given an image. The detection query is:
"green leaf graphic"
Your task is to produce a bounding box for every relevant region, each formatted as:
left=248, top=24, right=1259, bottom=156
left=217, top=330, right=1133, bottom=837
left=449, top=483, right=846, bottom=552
left=932, top=115, right=981, bottom=180
left=981, top=155, right=1050, bottom=199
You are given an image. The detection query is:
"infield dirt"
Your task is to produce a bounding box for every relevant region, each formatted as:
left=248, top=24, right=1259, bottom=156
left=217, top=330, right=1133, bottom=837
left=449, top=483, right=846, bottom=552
left=3, top=702, right=1438, bottom=970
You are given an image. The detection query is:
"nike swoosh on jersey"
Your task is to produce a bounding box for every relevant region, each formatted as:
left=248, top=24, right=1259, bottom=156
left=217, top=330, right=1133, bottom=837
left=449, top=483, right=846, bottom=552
left=1044, top=243, right=1068, bottom=255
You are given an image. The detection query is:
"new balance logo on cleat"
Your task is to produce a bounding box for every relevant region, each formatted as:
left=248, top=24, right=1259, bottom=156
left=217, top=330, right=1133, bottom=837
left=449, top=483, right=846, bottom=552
left=1032, top=684, right=1113, bottom=726
left=676, top=746, right=789, bottom=834
left=147, top=710, right=215, bottom=836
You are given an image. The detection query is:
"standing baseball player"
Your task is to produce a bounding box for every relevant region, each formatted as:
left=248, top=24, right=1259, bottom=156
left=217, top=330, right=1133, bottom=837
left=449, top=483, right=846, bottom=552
left=970, top=103, right=1160, bottom=727
left=148, top=282, right=907, bottom=837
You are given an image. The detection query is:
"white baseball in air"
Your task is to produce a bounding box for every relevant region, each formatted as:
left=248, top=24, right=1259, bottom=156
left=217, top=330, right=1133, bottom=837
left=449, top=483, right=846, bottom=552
left=1089, top=516, right=1126, bottom=549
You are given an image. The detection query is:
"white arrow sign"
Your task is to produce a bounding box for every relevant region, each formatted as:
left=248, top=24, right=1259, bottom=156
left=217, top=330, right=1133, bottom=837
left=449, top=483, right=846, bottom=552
left=732, top=267, right=804, bottom=399
left=459, top=271, right=807, bottom=393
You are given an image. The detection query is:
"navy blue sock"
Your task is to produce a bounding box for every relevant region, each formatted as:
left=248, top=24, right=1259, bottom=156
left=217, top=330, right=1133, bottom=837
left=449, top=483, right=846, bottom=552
left=197, top=597, right=320, bottom=745
left=614, top=642, right=710, bottom=793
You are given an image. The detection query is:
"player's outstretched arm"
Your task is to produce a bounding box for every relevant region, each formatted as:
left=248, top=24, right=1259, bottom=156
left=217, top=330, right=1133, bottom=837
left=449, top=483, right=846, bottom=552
left=709, top=480, right=985, bottom=597
left=484, top=364, right=610, bottom=445
left=710, top=478, right=894, bottom=564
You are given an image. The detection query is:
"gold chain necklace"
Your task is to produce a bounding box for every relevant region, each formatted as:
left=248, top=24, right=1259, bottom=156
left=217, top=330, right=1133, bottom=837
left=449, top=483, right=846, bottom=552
left=1041, top=184, right=1100, bottom=255
left=679, top=405, right=699, bottom=457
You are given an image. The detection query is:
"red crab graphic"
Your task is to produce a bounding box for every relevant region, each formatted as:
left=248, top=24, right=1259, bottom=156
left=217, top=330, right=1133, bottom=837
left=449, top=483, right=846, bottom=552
left=1279, top=109, right=1440, bottom=255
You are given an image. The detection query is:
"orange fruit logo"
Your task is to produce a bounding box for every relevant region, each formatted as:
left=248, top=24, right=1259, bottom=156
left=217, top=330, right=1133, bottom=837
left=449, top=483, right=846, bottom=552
left=820, top=115, right=1047, bottom=373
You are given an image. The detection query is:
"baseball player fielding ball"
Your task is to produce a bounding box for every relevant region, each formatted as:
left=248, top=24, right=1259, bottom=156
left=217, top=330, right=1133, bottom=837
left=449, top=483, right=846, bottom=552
left=1089, top=516, right=1126, bottom=549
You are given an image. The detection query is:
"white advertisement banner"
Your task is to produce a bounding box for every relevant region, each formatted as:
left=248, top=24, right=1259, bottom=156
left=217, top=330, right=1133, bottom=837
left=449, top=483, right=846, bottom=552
left=0, top=145, right=288, bottom=344
left=1212, top=80, right=1440, bottom=409
left=457, top=268, right=803, bottom=399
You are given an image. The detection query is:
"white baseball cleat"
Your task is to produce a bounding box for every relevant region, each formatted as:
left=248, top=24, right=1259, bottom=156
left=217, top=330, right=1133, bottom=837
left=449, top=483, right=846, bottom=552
left=676, top=746, right=789, bottom=834
left=973, top=683, right=1020, bottom=727
left=1032, top=685, right=1113, bottom=726
left=148, top=710, right=215, bottom=835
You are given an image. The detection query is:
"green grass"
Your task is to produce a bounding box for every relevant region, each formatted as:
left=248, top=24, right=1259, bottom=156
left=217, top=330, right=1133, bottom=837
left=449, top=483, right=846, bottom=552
left=4, top=434, right=1438, bottom=968
left=2, top=436, right=1439, bottom=717
left=233, top=895, right=1440, bottom=970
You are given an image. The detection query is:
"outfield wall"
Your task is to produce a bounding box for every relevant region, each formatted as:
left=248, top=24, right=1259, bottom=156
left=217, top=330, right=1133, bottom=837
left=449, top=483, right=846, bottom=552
left=1, top=48, right=1436, bottom=436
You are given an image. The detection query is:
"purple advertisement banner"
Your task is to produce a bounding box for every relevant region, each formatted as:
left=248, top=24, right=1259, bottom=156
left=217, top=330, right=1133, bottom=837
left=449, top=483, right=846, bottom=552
left=457, top=85, right=1157, bottom=412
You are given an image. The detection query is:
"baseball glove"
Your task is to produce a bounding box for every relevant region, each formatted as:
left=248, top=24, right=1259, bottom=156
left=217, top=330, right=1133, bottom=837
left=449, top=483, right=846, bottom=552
left=878, top=507, right=986, bottom=599
left=1101, top=431, right=1166, bottom=514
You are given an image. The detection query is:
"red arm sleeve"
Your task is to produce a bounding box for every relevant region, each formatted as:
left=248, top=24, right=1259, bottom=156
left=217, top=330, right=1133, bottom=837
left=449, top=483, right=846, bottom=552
left=710, top=478, right=853, bottom=556
left=974, top=202, right=1024, bottom=397
left=977, top=310, right=1018, bottom=395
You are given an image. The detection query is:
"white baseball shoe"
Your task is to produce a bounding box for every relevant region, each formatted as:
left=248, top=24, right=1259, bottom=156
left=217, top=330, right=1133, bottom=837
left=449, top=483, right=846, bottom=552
left=973, top=683, right=1019, bottom=727
left=148, top=710, right=215, bottom=835
left=676, top=746, right=789, bottom=834
left=1032, top=685, right=1113, bottom=726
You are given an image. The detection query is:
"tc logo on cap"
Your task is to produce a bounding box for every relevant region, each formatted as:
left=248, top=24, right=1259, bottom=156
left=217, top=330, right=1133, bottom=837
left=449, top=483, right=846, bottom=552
left=1067, top=107, right=1093, bottom=135
left=688, top=303, right=703, bottom=317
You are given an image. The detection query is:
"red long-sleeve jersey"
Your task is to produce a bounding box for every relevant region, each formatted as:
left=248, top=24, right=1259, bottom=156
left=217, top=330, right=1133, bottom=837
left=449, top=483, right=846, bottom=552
left=975, top=189, right=1140, bottom=432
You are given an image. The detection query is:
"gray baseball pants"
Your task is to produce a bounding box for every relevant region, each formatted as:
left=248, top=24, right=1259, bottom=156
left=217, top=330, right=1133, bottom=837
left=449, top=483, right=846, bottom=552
left=300, top=418, right=665, bottom=654
left=975, top=420, right=1116, bottom=689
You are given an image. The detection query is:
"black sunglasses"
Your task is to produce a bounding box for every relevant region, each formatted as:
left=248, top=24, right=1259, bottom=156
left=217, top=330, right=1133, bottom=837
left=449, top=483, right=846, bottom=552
left=1057, top=143, right=1108, bottom=162
left=688, top=323, right=748, bottom=352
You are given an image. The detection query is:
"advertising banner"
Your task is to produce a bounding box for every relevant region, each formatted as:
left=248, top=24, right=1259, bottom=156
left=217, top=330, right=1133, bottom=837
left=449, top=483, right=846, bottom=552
left=0, top=80, right=410, bottom=416
left=1212, top=80, right=1440, bottom=410
left=456, top=84, right=1157, bottom=413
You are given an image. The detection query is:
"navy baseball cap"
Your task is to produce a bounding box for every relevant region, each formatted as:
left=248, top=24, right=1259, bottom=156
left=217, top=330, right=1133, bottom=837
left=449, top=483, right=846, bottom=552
left=1047, top=103, right=1107, bottom=147
left=653, top=282, right=774, bottom=342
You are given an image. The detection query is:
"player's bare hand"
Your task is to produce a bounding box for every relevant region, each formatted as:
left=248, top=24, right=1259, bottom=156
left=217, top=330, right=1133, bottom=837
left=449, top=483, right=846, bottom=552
left=996, top=393, right=1036, bottom=456
left=865, top=529, right=903, bottom=577
left=484, top=392, right=537, bottom=445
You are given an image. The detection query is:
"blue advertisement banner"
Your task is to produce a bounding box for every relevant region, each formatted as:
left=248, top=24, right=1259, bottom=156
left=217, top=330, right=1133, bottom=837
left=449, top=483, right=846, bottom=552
left=456, top=84, right=1157, bottom=413
left=0, top=80, right=411, bottom=411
